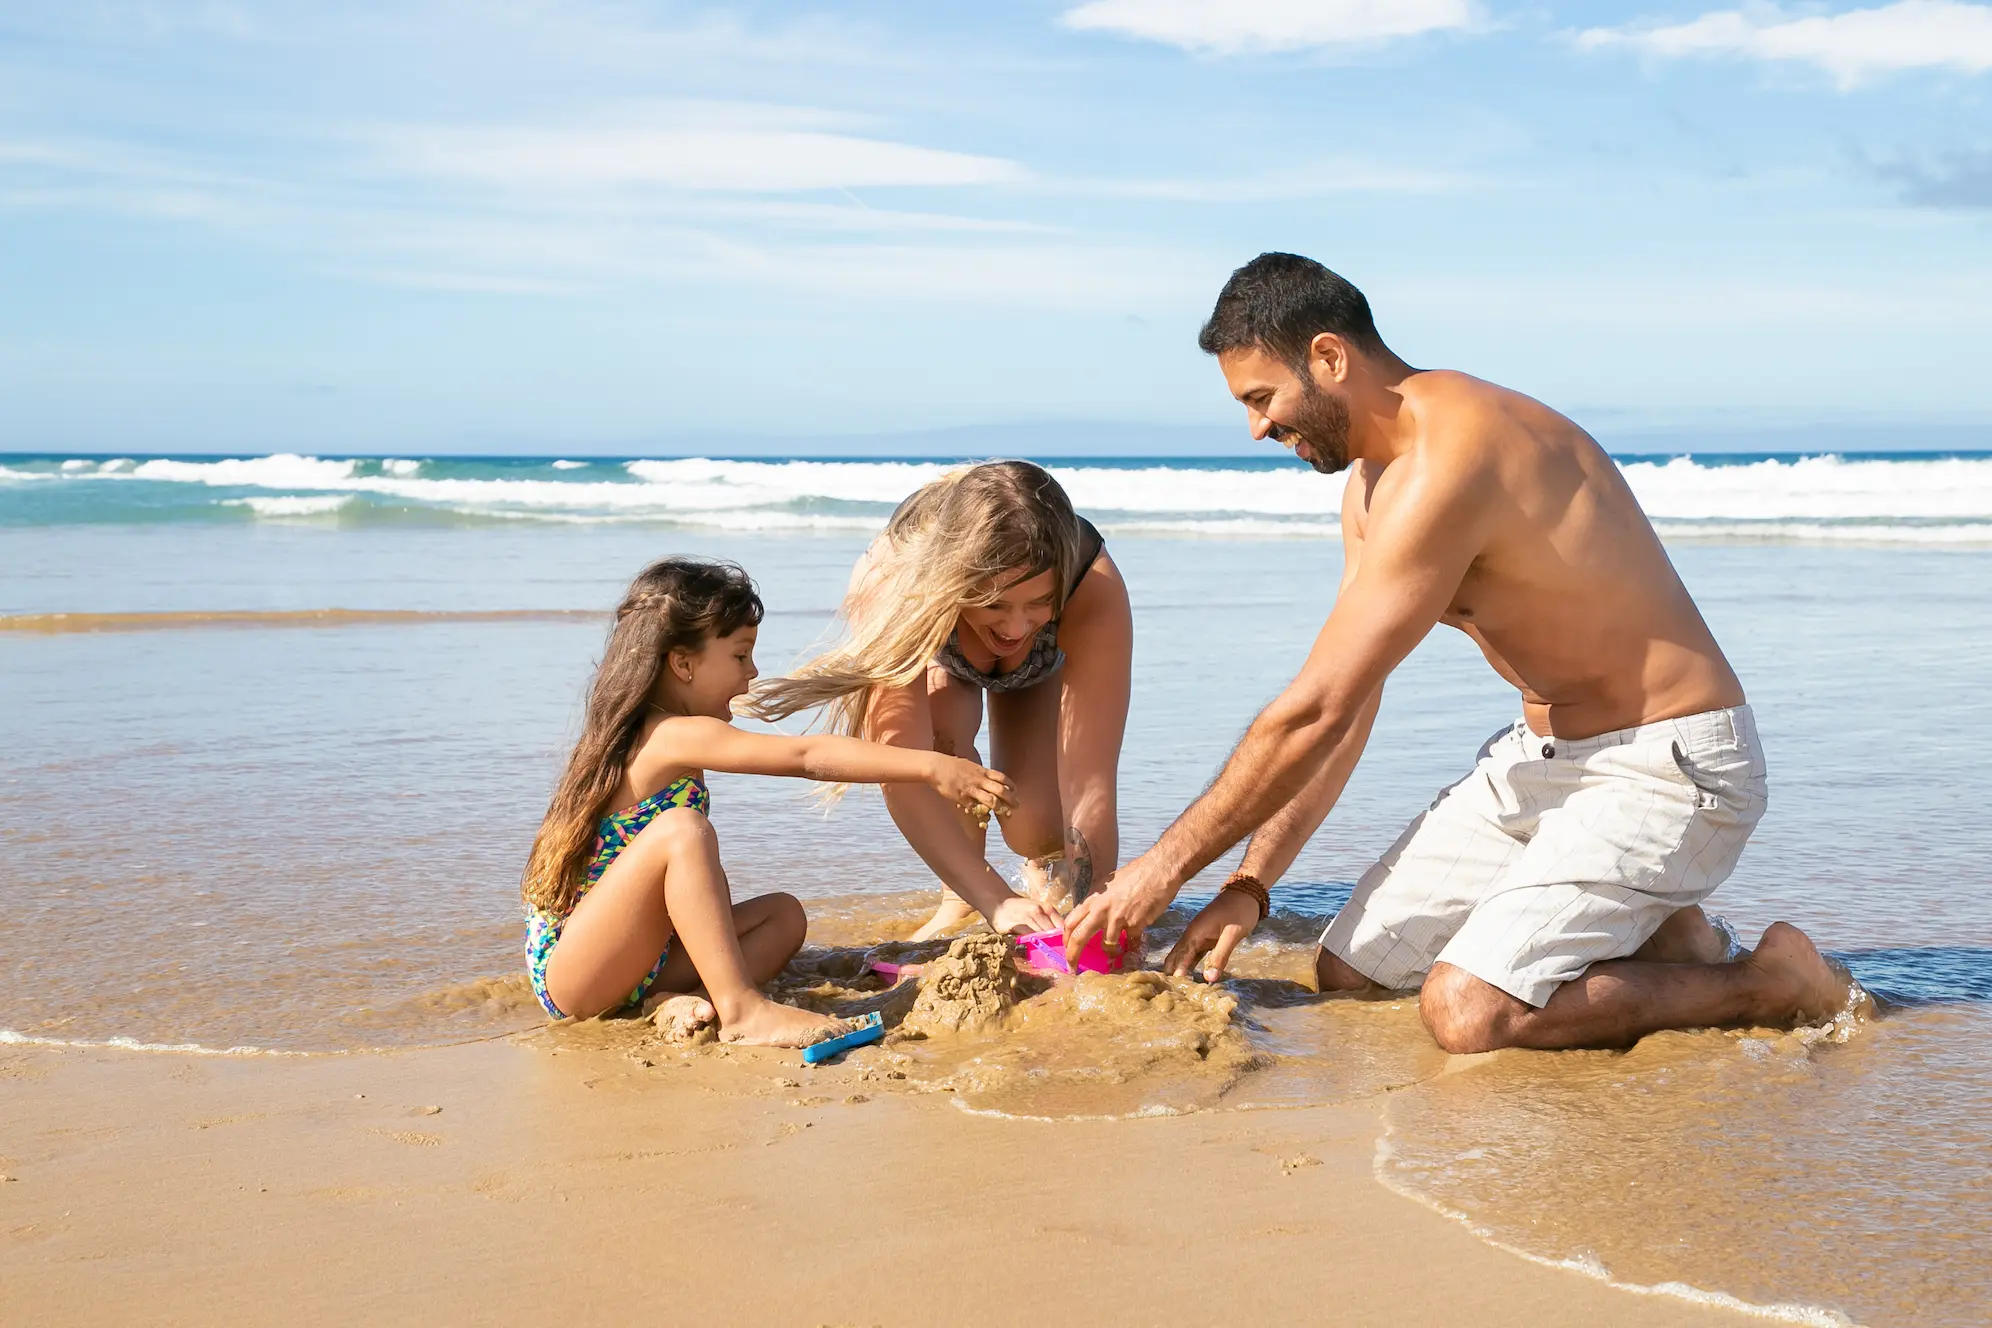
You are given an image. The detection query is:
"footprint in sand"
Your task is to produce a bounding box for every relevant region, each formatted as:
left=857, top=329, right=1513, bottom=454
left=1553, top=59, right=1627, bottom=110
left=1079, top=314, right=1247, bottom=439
left=373, top=1129, right=444, bottom=1147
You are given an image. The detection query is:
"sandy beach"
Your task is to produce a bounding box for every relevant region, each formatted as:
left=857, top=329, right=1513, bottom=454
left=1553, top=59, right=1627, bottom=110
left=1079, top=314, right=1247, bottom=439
left=3, top=1034, right=1754, bottom=1328
left=6, top=498, right=1991, bottom=1328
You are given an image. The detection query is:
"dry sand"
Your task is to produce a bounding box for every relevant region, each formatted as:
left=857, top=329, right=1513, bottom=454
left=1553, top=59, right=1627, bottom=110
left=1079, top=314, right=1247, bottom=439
left=1, top=1036, right=1748, bottom=1328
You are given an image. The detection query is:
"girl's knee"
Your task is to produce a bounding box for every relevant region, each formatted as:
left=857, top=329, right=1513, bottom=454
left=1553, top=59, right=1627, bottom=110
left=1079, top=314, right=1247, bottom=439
left=747, top=891, right=807, bottom=938
left=771, top=891, right=806, bottom=933
left=649, top=806, right=719, bottom=854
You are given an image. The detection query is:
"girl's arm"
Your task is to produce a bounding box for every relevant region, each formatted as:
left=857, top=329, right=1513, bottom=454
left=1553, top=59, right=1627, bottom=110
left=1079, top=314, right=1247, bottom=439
left=638, top=717, right=1014, bottom=813
left=1052, top=549, right=1133, bottom=901
left=865, top=680, right=1064, bottom=935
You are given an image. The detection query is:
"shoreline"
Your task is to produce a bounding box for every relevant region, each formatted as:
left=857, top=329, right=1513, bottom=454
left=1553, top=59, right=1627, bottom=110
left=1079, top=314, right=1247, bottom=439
left=4, top=1037, right=1778, bottom=1328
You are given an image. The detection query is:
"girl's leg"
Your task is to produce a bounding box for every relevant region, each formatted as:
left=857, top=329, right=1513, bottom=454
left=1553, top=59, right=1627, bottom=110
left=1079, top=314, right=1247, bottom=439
left=907, top=667, right=990, bottom=941
left=648, top=892, right=808, bottom=1041
left=988, top=678, right=1066, bottom=862
left=543, top=808, right=845, bottom=1046
left=654, top=891, right=808, bottom=991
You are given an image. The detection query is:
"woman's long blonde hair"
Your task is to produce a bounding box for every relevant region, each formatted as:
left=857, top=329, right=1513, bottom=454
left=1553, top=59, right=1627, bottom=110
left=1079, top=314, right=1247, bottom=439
left=748, top=460, right=1084, bottom=742
left=521, top=558, right=763, bottom=917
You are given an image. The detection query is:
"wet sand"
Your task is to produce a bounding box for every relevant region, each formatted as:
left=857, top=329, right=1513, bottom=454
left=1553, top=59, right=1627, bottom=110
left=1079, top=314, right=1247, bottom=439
left=8, top=528, right=1991, bottom=1325
left=0, top=1037, right=1748, bottom=1328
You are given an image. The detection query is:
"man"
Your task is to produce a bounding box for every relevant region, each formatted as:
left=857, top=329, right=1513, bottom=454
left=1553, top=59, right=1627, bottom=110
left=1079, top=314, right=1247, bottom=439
left=1064, top=253, right=1846, bottom=1052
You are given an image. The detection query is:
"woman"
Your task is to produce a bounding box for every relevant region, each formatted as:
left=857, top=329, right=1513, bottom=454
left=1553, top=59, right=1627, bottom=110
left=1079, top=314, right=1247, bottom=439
left=752, top=460, right=1132, bottom=939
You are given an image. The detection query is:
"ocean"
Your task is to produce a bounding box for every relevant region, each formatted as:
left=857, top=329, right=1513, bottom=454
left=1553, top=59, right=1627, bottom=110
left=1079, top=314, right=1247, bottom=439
left=3, top=450, right=1989, bottom=1327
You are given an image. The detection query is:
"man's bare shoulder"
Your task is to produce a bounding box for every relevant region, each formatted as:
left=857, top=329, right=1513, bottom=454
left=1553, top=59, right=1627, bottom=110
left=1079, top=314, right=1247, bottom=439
left=1403, top=370, right=1584, bottom=440
left=1398, top=370, right=1597, bottom=481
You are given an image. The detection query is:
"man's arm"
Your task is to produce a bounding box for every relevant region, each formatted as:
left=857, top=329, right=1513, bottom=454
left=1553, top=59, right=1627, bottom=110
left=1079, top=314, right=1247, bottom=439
left=1066, top=435, right=1497, bottom=959
left=1163, top=473, right=1382, bottom=979
left=1238, top=682, right=1381, bottom=883
left=1160, top=684, right=1378, bottom=979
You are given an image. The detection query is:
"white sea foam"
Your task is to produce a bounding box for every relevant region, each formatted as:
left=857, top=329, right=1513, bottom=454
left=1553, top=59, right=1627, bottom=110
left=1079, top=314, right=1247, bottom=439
left=133, top=453, right=361, bottom=487
left=19, top=451, right=1992, bottom=544
left=226, top=494, right=355, bottom=518
left=0, top=1029, right=315, bottom=1057
left=1371, top=1126, right=1861, bottom=1327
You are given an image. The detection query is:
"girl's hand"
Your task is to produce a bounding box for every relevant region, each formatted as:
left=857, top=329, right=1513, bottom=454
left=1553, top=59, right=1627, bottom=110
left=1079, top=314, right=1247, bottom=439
left=928, top=755, right=1016, bottom=826
left=989, top=893, right=1063, bottom=936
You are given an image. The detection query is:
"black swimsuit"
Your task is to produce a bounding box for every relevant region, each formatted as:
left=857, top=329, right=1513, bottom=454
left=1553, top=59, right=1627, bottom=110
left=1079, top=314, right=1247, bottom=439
left=935, top=518, right=1104, bottom=693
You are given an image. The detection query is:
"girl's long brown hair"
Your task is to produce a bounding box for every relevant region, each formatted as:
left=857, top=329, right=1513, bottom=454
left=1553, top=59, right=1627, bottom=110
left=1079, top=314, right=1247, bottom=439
left=521, top=558, right=763, bottom=917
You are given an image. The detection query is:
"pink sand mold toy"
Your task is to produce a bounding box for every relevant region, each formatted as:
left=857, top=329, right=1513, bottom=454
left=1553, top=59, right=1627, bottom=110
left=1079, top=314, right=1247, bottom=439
left=1015, top=929, right=1128, bottom=976
left=869, top=960, right=921, bottom=983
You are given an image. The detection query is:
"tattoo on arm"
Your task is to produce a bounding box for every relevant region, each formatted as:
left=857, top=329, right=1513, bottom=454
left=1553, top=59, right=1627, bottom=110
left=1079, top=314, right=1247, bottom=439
left=1064, top=825, right=1095, bottom=903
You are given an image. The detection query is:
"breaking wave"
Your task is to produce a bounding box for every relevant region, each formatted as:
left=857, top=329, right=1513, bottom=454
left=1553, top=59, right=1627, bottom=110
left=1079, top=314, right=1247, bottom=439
left=3, top=450, right=1991, bottom=544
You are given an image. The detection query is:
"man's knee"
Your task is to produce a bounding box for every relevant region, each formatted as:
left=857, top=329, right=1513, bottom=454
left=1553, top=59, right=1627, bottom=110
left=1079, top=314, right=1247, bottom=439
left=1419, top=963, right=1527, bottom=1054
left=1313, top=947, right=1375, bottom=993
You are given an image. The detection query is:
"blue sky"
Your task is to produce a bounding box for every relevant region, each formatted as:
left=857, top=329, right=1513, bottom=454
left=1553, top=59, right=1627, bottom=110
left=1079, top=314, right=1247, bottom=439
left=2, top=0, right=1990, bottom=455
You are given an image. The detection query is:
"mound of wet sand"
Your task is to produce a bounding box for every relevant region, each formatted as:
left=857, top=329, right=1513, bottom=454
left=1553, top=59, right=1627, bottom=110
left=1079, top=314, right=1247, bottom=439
left=902, top=931, right=1019, bottom=1036
left=553, top=911, right=1439, bottom=1121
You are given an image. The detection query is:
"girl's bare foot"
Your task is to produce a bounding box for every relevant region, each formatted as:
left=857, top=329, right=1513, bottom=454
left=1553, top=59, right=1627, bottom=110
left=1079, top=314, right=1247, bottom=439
left=649, top=993, right=717, bottom=1043
left=1745, top=922, right=1850, bottom=1025
left=717, top=996, right=854, bottom=1048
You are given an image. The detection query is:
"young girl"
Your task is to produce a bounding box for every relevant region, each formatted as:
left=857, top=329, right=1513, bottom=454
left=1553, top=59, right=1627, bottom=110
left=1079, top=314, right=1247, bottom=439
left=521, top=556, right=1051, bottom=1048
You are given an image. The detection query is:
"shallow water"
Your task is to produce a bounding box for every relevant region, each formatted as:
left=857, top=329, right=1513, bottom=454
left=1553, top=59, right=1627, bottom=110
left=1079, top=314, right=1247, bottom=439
left=4, top=512, right=1990, bottom=1326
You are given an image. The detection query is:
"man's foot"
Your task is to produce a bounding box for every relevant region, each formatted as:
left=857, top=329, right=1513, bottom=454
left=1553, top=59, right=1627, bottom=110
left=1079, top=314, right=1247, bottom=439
left=1744, top=922, right=1849, bottom=1026
left=650, top=994, right=717, bottom=1043
left=908, top=894, right=977, bottom=942
left=717, top=997, right=855, bottom=1049
left=1635, top=905, right=1729, bottom=965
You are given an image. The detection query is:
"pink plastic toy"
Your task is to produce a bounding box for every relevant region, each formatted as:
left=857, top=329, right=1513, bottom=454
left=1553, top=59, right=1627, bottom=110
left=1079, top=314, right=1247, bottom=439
left=1015, top=929, right=1128, bottom=976
left=870, top=960, right=921, bottom=983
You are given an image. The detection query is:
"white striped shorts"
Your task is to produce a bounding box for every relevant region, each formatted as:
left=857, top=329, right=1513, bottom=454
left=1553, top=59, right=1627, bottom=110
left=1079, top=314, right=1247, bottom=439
left=1320, top=705, right=1768, bottom=1007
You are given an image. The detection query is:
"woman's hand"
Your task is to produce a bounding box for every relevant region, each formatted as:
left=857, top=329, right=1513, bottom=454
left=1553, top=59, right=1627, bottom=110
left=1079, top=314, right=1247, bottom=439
left=927, top=754, right=1016, bottom=826
left=988, top=893, right=1063, bottom=936
left=1161, top=888, right=1261, bottom=983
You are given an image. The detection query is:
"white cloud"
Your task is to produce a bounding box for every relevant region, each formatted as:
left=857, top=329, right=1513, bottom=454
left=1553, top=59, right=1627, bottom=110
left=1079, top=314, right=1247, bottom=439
left=1058, top=0, right=1477, bottom=53
left=380, top=122, right=1024, bottom=192
left=1576, top=0, right=1992, bottom=87
left=0, top=129, right=1195, bottom=311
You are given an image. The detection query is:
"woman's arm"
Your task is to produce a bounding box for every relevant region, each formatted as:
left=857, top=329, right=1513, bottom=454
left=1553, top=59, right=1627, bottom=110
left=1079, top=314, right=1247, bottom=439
left=866, top=680, right=1062, bottom=934
left=1052, top=549, right=1133, bottom=901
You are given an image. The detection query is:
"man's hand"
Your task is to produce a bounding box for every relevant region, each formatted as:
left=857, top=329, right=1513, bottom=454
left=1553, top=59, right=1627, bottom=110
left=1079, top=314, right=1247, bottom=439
left=1161, top=889, right=1260, bottom=983
left=1063, top=852, right=1178, bottom=966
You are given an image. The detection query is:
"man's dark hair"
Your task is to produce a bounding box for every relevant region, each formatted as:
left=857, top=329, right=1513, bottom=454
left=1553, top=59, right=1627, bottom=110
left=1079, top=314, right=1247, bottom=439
left=1197, top=252, right=1388, bottom=367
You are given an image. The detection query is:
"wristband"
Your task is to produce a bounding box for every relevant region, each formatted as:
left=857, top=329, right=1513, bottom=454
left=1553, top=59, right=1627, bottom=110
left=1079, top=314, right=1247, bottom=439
left=1218, top=873, right=1270, bottom=924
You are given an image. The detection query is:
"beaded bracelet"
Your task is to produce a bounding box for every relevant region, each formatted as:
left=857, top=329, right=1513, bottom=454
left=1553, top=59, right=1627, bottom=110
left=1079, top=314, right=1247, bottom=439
left=1219, top=872, right=1271, bottom=924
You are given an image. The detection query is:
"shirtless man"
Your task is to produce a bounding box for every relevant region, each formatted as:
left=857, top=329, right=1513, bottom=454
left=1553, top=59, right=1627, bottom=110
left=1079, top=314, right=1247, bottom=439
left=1063, top=252, right=1847, bottom=1052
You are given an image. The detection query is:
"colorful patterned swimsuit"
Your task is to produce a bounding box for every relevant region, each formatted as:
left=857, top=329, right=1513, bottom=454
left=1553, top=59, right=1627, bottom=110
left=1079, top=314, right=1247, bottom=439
left=525, top=774, right=711, bottom=1019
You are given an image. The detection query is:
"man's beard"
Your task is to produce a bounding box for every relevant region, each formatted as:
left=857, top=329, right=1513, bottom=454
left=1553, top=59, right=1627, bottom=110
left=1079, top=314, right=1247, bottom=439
left=1267, top=380, right=1351, bottom=475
